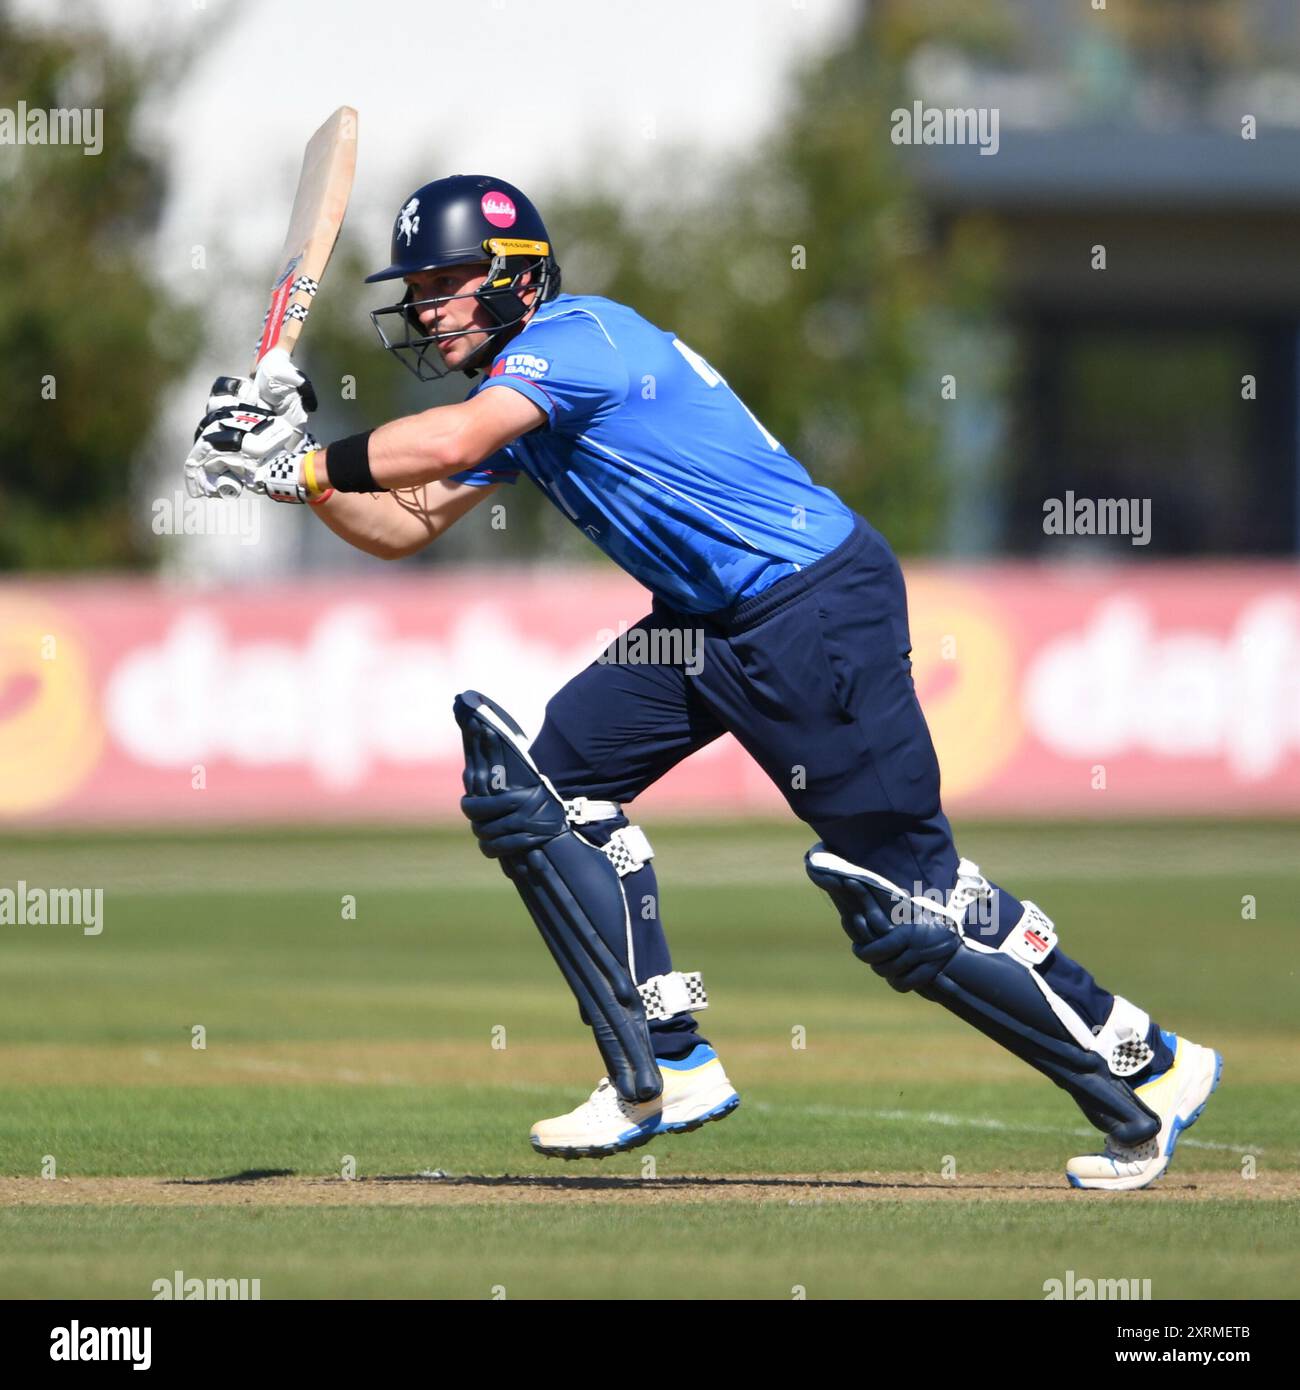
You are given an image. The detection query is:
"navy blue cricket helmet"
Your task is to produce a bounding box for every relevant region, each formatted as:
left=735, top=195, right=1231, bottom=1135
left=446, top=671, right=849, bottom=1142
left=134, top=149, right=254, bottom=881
left=366, top=174, right=561, bottom=380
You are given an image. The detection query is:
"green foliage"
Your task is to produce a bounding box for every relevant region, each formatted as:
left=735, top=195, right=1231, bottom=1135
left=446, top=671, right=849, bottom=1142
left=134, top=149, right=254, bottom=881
left=0, top=3, right=200, bottom=570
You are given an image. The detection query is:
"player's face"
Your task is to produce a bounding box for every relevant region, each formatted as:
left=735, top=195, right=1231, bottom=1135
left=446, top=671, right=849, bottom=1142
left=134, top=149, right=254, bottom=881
left=404, top=264, right=542, bottom=368
left=404, top=264, right=494, bottom=368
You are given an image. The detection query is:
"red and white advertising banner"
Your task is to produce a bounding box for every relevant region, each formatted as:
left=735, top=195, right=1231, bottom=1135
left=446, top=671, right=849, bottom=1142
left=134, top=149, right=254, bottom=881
left=2, top=563, right=1298, bottom=825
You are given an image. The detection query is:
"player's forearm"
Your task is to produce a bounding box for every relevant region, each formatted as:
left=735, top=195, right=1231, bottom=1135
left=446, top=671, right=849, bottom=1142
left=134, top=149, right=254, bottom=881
left=317, top=404, right=480, bottom=493
left=307, top=489, right=430, bottom=559
left=311, top=389, right=543, bottom=498
left=309, top=479, right=498, bottom=559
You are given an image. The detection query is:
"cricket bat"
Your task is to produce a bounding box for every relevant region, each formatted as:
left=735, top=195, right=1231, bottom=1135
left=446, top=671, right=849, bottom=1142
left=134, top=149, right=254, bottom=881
left=215, top=107, right=358, bottom=498
left=253, top=104, right=358, bottom=370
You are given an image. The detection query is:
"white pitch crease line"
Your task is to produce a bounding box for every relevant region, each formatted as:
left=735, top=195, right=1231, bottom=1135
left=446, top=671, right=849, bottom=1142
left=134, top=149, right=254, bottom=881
left=747, top=1101, right=1266, bottom=1154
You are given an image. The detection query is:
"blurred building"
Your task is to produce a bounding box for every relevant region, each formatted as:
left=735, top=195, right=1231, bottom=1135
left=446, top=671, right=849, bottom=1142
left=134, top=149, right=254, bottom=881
left=906, top=0, right=1300, bottom=557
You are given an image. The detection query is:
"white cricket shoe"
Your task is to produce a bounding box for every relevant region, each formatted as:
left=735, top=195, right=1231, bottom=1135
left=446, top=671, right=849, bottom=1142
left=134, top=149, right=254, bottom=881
left=530, top=1044, right=740, bottom=1160
left=650, top=1044, right=742, bottom=1137
left=1066, top=1032, right=1223, bottom=1192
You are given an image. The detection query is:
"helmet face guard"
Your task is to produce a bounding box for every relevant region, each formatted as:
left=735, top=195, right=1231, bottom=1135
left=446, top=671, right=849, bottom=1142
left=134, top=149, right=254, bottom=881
left=369, top=242, right=559, bottom=382
left=365, top=175, right=562, bottom=381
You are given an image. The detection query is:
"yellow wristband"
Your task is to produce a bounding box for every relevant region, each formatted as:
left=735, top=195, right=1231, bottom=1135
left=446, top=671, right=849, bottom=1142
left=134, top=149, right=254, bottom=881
left=303, top=448, right=323, bottom=497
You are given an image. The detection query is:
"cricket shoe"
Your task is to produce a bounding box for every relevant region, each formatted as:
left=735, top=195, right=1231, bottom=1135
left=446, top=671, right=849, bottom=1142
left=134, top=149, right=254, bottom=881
left=530, top=1044, right=740, bottom=1160
left=1065, top=1032, right=1223, bottom=1192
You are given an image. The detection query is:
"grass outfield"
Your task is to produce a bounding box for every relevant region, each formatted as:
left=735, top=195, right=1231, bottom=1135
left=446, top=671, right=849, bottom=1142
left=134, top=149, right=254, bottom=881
left=0, top=820, right=1296, bottom=1299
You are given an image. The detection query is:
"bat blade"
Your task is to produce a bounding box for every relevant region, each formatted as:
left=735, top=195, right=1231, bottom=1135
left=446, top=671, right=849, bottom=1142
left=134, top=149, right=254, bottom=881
left=252, top=105, right=358, bottom=371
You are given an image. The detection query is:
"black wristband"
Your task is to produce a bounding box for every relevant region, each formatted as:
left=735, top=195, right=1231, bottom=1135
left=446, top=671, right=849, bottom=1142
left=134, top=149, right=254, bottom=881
left=326, top=430, right=386, bottom=492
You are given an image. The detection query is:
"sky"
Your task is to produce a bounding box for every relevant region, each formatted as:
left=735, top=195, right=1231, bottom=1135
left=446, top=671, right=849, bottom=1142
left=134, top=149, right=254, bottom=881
left=24, top=0, right=860, bottom=273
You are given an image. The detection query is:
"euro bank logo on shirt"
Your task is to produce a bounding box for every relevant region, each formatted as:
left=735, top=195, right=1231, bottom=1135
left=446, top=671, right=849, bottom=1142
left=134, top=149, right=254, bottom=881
left=496, top=352, right=550, bottom=380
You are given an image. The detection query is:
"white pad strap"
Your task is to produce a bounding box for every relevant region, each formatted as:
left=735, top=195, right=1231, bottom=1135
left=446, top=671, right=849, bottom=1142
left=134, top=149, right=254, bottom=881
left=1092, top=996, right=1155, bottom=1077
left=949, top=857, right=993, bottom=920
left=998, top=901, right=1058, bottom=966
left=602, top=825, right=654, bottom=877
left=638, top=970, right=707, bottom=1021
left=559, top=797, right=651, bottom=877
left=1011, top=944, right=1153, bottom=1078
left=564, top=796, right=622, bottom=825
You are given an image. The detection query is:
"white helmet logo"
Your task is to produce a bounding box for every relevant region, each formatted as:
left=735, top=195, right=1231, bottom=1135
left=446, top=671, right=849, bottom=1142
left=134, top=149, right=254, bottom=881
left=398, top=198, right=421, bottom=246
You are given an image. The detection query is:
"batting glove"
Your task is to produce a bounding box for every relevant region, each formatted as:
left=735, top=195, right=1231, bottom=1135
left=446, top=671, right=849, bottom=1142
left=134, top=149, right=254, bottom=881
left=250, top=443, right=325, bottom=505
left=183, top=347, right=319, bottom=500
left=252, top=346, right=318, bottom=426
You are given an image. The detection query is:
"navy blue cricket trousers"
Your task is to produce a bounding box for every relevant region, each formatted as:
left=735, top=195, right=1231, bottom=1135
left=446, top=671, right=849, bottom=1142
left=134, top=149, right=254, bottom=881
left=530, top=513, right=1135, bottom=1058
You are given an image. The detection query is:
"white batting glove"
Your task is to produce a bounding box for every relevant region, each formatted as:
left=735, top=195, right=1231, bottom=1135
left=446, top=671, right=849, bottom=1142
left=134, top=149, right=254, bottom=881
left=183, top=445, right=245, bottom=500
left=252, top=346, right=317, bottom=428
left=184, top=348, right=319, bottom=500
left=250, top=443, right=322, bottom=504
left=186, top=406, right=319, bottom=497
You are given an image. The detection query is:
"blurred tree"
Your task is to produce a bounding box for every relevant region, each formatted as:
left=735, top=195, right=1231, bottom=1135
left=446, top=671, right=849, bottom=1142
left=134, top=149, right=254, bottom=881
left=0, top=0, right=200, bottom=569
left=545, top=0, right=1009, bottom=554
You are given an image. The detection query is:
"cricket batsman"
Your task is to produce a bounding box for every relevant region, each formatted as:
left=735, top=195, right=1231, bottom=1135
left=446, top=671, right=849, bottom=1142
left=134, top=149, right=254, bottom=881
left=185, top=174, right=1222, bottom=1190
